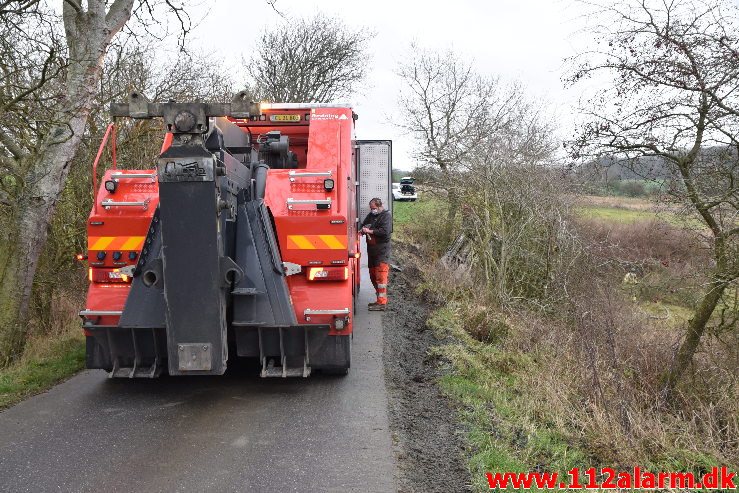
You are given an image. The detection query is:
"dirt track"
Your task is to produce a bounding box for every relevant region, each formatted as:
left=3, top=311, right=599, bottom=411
left=385, top=243, right=471, bottom=492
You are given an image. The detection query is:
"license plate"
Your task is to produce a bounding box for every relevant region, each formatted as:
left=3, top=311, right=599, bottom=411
left=270, top=114, right=301, bottom=122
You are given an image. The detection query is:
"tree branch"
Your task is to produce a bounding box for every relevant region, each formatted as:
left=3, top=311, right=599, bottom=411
left=0, top=46, right=62, bottom=115
left=0, top=154, right=20, bottom=173
left=106, top=0, right=136, bottom=34
left=0, top=0, right=41, bottom=14
left=0, top=130, right=25, bottom=161
left=62, top=0, right=81, bottom=13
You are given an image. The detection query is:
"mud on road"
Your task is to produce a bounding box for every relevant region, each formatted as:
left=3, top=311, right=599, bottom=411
left=384, top=243, right=471, bottom=493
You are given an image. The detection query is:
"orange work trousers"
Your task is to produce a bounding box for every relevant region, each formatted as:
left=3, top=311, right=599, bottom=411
left=368, top=262, right=389, bottom=304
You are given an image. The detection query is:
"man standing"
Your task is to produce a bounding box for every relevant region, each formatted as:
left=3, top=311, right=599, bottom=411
left=361, top=198, right=392, bottom=311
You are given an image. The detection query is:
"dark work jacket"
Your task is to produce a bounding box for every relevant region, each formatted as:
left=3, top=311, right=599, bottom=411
left=362, top=210, right=392, bottom=267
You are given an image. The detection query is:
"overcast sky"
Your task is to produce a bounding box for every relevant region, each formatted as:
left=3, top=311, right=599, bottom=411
left=188, top=0, right=590, bottom=170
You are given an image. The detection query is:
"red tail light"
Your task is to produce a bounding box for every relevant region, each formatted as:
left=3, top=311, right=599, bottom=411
left=89, top=268, right=132, bottom=283
left=307, top=267, right=349, bottom=281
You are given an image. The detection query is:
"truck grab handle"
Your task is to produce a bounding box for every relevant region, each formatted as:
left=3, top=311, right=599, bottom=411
left=101, top=198, right=150, bottom=210
left=110, top=172, right=156, bottom=182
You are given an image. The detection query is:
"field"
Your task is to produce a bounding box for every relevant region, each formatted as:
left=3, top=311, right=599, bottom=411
left=578, top=204, right=659, bottom=223
left=574, top=195, right=709, bottom=231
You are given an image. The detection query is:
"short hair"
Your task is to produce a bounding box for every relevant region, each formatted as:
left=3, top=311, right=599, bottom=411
left=370, top=198, right=383, bottom=207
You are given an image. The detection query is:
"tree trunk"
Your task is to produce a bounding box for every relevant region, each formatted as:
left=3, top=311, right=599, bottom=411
left=0, top=1, right=134, bottom=366
left=0, top=200, right=56, bottom=364
left=659, top=275, right=728, bottom=400
left=0, top=111, right=95, bottom=364
left=439, top=162, right=459, bottom=245
left=0, top=216, right=23, bottom=365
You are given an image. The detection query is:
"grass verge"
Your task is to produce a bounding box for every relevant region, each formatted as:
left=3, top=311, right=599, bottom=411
left=427, top=305, right=591, bottom=491
left=0, top=327, right=85, bottom=410
left=427, top=297, right=736, bottom=491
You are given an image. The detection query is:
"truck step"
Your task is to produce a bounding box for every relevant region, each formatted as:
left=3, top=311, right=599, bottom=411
left=110, top=358, right=163, bottom=378
left=261, top=356, right=311, bottom=378
left=103, top=327, right=165, bottom=379
left=261, top=366, right=309, bottom=377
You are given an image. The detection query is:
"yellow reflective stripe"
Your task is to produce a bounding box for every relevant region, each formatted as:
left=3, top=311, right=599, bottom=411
left=90, top=237, right=115, bottom=250
left=319, top=235, right=344, bottom=249
left=290, top=235, right=316, bottom=249
left=287, top=234, right=347, bottom=249
left=120, top=236, right=145, bottom=250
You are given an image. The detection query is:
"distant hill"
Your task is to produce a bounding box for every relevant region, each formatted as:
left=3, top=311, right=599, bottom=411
left=578, top=155, right=673, bottom=181
left=577, top=146, right=738, bottom=181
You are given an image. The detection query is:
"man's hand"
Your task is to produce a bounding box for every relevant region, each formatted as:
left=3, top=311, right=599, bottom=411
left=361, top=227, right=372, bottom=234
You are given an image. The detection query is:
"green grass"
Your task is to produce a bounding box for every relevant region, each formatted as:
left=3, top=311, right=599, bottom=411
left=392, top=194, right=438, bottom=224
left=391, top=195, right=450, bottom=249
left=0, top=329, right=85, bottom=410
left=577, top=204, right=704, bottom=229
left=576, top=205, right=659, bottom=223
left=427, top=305, right=592, bottom=492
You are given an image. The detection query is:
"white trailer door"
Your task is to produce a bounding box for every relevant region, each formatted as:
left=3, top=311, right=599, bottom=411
left=356, top=140, right=392, bottom=221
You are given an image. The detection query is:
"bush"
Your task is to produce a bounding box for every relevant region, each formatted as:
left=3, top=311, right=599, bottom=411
left=462, top=305, right=509, bottom=344
left=618, top=180, right=647, bottom=197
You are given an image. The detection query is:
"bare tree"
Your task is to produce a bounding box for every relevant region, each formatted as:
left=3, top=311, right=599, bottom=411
left=396, top=46, right=507, bottom=222
left=0, top=0, right=189, bottom=366
left=247, top=13, right=373, bottom=103
left=566, top=0, right=739, bottom=398
left=459, top=101, right=566, bottom=306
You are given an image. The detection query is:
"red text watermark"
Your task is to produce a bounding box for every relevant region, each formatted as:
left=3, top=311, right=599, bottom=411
left=486, top=466, right=737, bottom=490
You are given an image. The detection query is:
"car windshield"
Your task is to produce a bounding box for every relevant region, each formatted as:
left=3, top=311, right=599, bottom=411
left=392, top=183, right=399, bottom=189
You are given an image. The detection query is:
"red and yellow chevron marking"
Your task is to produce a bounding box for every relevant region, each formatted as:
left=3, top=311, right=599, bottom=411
left=88, top=236, right=146, bottom=251
left=286, top=235, right=347, bottom=250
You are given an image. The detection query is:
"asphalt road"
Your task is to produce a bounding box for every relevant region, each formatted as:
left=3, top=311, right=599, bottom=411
left=0, top=244, right=397, bottom=493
